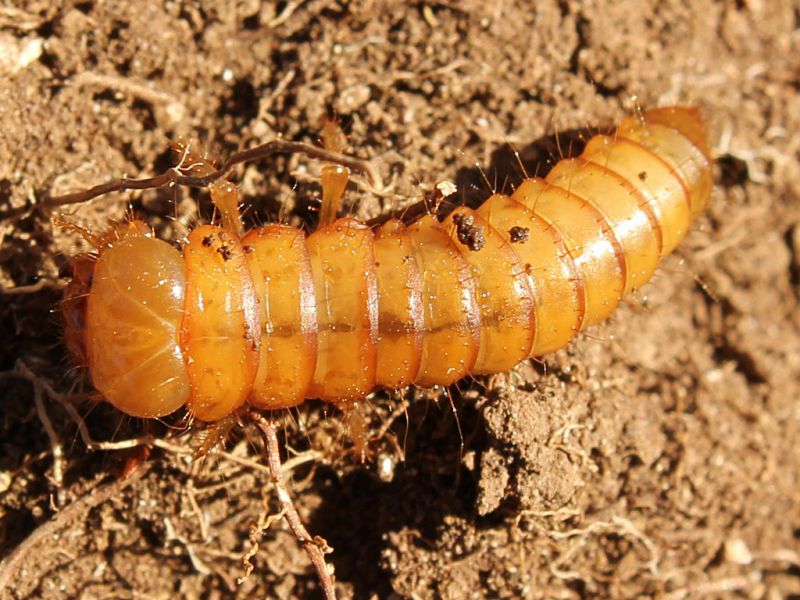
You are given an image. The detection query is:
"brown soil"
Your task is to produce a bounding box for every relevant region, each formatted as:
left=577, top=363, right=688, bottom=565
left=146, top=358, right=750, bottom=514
left=1, top=1, right=799, bottom=598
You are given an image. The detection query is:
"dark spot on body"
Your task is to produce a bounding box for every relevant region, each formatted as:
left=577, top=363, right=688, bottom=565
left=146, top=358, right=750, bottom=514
left=217, top=245, right=233, bottom=261
left=243, top=245, right=255, bottom=253
left=202, top=235, right=214, bottom=247
left=509, top=226, right=530, bottom=243
left=638, top=171, right=648, bottom=181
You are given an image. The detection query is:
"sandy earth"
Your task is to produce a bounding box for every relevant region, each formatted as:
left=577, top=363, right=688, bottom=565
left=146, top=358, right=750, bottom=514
left=1, top=1, right=799, bottom=598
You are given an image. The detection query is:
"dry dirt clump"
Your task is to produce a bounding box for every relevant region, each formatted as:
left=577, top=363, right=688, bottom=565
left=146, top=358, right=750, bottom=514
left=1, top=1, right=799, bottom=599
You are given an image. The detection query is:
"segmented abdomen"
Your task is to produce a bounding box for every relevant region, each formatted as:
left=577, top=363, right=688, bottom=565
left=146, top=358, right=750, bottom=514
left=80, top=106, right=713, bottom=421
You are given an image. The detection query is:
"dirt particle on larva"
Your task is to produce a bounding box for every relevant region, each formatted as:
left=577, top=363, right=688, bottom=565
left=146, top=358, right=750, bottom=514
left=509, top=226, right=530, bottom=243
left=638, top=171, right=648, bottom=181
left=453, top=213, right=487, bottom=251
left=217, top=245, right=232, bottom=261
left=436, top=180, right=458, bottom=198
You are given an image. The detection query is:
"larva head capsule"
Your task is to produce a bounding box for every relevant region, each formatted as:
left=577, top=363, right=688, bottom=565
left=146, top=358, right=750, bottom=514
left=60, top=219, right=154, bottom=366
left=61, top=219, right=191, bottom=418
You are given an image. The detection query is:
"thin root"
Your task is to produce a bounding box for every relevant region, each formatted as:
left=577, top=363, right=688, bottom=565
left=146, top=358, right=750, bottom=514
left=11, top=362, right=65, bottom=503
left=1, top=362, right=316, bottom=480
left=250, top=410, right=337, bottom=600
left=548, top=515, right=660, bottom=583
left=238, top=499, right=287, bottom=584
left=0, top=279, right=65, bottom=295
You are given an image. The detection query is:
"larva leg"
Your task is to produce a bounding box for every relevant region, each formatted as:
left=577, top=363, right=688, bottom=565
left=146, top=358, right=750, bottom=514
left=210, top=180, right=244, bottom=237
left=53, top=215, right=153, bottom=249
left=52, top=216, right=106, bottom=248
left=318, top=119, right=351, bottom=227
left=170, top=142, right=245, bottom=237
left=194, top=413, right=239, bottom=458
left=342, top=399, right=372, bottom=463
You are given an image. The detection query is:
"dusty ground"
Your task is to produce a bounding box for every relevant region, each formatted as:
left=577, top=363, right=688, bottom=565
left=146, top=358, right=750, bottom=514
left=1, top=0, right=799, bottom=598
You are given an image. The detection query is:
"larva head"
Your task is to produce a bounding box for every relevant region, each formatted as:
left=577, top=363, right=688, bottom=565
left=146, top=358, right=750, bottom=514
left=61, top=220, right=190, bottom=418
left=62, top=253, right=95, bottom=368
left=60, top=219, right=154, bottom=368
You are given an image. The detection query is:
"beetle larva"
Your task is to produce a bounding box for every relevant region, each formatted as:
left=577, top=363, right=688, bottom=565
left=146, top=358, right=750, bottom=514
left=59, top=106, right=712, bottom=422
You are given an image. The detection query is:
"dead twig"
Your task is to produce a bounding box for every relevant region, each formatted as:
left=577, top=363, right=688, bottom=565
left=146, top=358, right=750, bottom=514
left=1, top=136, right=384, bottom=222
left=250, top=410, right=336, bottom=600
left=664, top=572, right=761, bottom=599
left=43, top=140, right=383, bottom=208
left=164, top=516, right=213, bottom=576
left=31, top=372, right=65, bottom=496
left=548, top=515, right=660, bottom=582
left=268, top=0, right=306, bottom=26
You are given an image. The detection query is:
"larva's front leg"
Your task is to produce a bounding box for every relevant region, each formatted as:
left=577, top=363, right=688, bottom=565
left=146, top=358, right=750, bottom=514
left=318, top=119, right=351, bottom=228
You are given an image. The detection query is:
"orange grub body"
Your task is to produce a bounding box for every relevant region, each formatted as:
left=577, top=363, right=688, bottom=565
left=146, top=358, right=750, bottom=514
left=63, top=107, right=713, bottom=422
